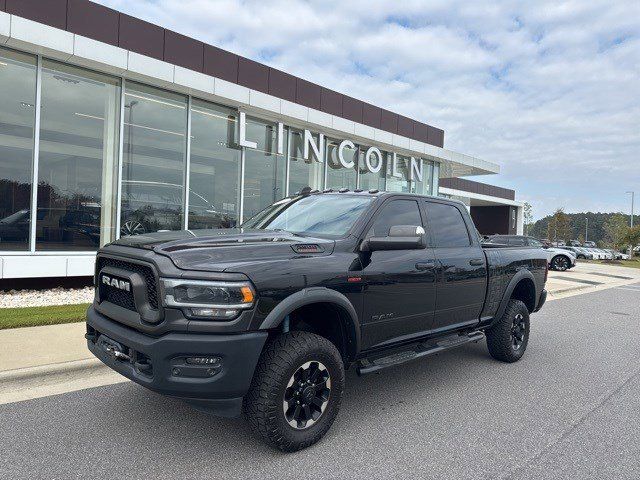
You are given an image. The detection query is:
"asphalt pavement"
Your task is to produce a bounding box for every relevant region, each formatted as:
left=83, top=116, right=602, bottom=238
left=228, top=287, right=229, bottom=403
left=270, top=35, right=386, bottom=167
left=1, top=284, right=639, bottom=480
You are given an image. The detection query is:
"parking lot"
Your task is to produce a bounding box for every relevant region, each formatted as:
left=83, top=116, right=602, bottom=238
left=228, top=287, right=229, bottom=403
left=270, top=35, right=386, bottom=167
left=546, top=261, right=640, bottom=298
left=1, top=277, right=639, bottom=479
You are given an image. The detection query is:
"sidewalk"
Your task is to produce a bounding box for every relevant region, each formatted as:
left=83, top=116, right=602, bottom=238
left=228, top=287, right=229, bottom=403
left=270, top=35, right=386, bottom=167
left=0, top=321, right=124, bottom=405
left=0, top=322, right=93, bottom=372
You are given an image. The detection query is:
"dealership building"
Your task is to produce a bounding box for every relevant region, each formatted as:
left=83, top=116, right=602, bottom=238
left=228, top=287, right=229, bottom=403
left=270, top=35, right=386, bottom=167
left=0, top=0, right=523, bottom=280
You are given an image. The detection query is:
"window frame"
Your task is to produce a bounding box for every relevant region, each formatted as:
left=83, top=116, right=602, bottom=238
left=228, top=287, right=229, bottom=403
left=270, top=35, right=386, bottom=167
left=359, top=196, right=425, bottom=241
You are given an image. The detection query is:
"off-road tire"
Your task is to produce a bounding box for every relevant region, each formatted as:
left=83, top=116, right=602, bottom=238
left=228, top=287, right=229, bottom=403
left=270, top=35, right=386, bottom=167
left=244, top=331, right=345, bottom=452
left=486, top=299, right=530, bottom=363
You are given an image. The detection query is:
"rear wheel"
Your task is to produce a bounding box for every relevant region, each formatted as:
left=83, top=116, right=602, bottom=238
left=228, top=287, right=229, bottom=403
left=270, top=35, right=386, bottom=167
left=244, top=331, right=345, bottom=452
left=551, top=255, right=570, bottom=271
left=486, top=299, right=530, bottom=363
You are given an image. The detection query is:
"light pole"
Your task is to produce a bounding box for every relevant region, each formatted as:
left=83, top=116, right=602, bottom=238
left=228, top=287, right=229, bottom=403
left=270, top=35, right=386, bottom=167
left=626, top=191, right=635, bottom=228
left=585, top=217, right=588, bottom=242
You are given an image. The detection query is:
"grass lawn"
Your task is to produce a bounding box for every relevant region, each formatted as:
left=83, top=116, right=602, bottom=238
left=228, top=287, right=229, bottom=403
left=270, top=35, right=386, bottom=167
left=0, top=303, right=90, bottom=330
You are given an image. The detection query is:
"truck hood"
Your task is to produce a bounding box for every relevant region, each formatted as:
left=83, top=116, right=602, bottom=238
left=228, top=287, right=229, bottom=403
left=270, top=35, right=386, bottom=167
left=112, top=229, right=336, bottom=272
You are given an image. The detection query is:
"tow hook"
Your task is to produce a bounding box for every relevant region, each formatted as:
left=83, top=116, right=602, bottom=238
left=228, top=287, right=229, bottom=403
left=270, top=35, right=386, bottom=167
left=97, top=335, right=131, bottom=362
left=104, top=345, right=131, bottom=361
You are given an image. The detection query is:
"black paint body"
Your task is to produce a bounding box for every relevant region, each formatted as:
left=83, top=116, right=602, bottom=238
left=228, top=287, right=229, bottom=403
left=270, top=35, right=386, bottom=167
left=86, top=193, right=548, bottom=415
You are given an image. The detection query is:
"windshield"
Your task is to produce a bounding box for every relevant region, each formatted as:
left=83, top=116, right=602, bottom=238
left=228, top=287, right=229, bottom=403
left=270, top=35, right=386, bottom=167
left=242, top=195, right=373, bottom=238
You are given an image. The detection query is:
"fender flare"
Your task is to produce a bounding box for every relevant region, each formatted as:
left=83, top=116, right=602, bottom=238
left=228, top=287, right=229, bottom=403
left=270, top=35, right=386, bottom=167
left=493, top=269, right=538, bottom=324
left=259, top=287, right=361, bottom=360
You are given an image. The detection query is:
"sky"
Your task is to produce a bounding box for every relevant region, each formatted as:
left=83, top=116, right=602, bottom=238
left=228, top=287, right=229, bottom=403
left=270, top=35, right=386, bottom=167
left=96, top=0, right=640, bottom=220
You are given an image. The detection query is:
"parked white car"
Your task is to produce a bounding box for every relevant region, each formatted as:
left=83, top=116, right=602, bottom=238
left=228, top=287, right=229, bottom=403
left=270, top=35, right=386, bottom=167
left=483, top=235, right=577, bottom=271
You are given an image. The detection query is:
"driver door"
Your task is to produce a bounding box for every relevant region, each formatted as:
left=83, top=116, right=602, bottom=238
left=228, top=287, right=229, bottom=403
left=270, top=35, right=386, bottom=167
left=360, top=199, right=437, bottom=350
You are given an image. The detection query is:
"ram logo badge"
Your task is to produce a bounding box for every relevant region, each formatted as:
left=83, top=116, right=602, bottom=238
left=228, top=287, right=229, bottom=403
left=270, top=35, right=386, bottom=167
left=101, top=275, right=131, bottom=292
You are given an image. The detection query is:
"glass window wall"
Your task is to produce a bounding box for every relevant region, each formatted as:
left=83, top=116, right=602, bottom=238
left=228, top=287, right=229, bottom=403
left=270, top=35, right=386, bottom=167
left=326, top=139, right=357, bottom=190
left=288, top=129, right=323, bottom=195
left=357, top=147, right=386, bottom=192
left=0, top=48, right=37, bottom=251
left=242, top=117, right=286, bottom=221
left=36, top=61, right=120, bottom=250
left=188, top=100, right=241, bottom=229
left=385, top=154, right=411, bottom=192
left=120, top=83, right=187, bottom=236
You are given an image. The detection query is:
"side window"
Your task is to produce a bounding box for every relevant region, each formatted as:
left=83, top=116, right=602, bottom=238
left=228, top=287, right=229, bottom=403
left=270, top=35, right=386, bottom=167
left=424, top=202, right=471, bottom=247
left=368, top=200, right=422, bottom=237
left=528, top=238, right=543, bottom=248
left=508, top=237, right=526, bottom=246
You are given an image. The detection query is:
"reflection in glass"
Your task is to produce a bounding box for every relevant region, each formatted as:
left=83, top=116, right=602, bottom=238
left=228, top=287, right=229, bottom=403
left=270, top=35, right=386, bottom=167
left=410, top=160, right=434, bottom=196
left=357, top=147, right=386, bottom=192
left=0, top=48, right=37, bottom=251
left=188, top=100, right=241, bottom=229
left=242, top=117, right=286, bottom=221
left=326, top=139, right=357, bottom=190
left=36, top=60, right=120, bottom=250
left=288, top=129, right=323, bottom=195
left=385, top=154, right=411, bottom=192
left=243, top=195, right=373, bottom=238
left=120, top=83, right=187, bottom=236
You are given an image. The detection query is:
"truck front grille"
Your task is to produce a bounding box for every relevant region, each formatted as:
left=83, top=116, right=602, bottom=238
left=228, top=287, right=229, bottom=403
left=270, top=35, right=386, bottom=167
left=96, top=256, right=159, bottom=310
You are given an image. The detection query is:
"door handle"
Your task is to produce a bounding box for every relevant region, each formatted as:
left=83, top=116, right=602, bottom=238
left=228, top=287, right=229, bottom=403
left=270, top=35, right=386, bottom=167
left=469, top=258, right=484, bottom=266
left=415, top=261, right=436, bottom=271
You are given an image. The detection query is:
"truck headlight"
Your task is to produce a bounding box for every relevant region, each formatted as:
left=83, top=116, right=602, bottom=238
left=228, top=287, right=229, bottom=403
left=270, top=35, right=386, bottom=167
left=161, top=279, right=255, bottom=320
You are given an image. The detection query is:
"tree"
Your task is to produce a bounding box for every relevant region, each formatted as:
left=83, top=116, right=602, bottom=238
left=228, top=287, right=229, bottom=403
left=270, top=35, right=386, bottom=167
left=523, top=202, right=533, bottom=235
left=547, top=208, right=571, bottom=243
left=603, top=213, right=629, bottom=249
left=622, top=226, right=640, bottom=254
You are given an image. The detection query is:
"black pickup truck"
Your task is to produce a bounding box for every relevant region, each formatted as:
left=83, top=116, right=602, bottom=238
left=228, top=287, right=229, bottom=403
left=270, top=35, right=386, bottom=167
left=87, top=191, right=548, bottom=451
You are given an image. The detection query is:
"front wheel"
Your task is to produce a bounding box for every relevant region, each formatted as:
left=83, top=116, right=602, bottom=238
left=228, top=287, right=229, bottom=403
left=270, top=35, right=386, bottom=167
left=244, top=331, right=345, bottom=452
left=551, top=255, right=570, bottom=271
left=485, top=299, right=530, bottom=363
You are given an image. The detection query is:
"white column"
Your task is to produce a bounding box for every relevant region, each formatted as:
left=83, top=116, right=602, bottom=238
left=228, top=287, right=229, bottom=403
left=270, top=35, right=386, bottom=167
left=516, top=206, right=524, bottom=235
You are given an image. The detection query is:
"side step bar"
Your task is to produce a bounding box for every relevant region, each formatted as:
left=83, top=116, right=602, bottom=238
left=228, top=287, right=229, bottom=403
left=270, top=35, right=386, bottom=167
left=357, top=331, right=485, bottom=375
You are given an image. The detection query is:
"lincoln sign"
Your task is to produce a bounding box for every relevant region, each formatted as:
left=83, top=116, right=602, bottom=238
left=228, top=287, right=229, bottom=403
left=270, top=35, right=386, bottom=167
left=237, top=112, right=429, bottom=183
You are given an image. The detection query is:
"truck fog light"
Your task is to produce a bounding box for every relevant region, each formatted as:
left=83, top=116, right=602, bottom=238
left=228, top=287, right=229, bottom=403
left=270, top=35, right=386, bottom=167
left=189, top=307, right=238, bottom=319
left=186, top=356, right=221, bottom=366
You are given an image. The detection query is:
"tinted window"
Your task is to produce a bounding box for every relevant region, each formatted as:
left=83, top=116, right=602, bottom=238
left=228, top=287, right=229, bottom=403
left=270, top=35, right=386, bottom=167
left=368, top=200, right=422, bottom=237
left=528, top=238, right=543, bottom=247
left=487, top=236, right=507, bottom=244
left=425, top=202, right=471, bottom=247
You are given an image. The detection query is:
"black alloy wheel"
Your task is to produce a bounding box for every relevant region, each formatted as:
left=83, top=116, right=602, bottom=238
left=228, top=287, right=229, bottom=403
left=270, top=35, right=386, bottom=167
left=552, top=255, right=569, bottom=271
left=283, top=361, right=331, bottom=429
left=511, top=313, right=527, bottom=351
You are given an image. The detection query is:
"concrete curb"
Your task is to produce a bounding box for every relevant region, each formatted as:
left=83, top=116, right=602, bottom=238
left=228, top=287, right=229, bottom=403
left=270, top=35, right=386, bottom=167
left=0, top=358, right=105, bottom=385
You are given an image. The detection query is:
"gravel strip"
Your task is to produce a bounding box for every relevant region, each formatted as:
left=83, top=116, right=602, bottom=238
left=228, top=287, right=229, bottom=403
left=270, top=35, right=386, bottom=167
left=0, top=287, right=94, bottom=308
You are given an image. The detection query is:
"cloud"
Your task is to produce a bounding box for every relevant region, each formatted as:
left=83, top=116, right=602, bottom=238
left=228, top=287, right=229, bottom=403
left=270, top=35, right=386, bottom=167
left=95, top=0, right=640, bottom=219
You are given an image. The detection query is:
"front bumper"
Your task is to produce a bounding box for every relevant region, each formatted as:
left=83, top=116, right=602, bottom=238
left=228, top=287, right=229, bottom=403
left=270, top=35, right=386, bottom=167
left=86, top=306, right=268, bottom=417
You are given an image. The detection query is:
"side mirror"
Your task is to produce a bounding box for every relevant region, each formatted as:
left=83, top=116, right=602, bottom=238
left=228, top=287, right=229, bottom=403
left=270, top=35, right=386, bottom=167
left=361, top=225, right=426, bottom=252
